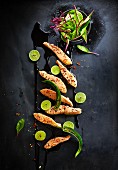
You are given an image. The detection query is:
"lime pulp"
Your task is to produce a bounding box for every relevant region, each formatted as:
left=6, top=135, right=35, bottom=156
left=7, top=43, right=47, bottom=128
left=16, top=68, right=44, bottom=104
left=75, top=92, right=86, bottom=103
left=29, top=50, right=40, bottom=61
left=63, top=121, right=74, bottom=129
left=41, top=100, right=51, bottom=110
left=51, top=65, right=60, bottom=75
left=35, top=130, right=46, bottom=141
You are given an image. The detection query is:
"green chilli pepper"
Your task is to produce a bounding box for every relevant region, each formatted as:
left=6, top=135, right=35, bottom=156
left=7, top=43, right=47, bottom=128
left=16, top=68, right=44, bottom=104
left=43, top=80, right=61, bottom=109
left=63, top=126, right=83, bottom=157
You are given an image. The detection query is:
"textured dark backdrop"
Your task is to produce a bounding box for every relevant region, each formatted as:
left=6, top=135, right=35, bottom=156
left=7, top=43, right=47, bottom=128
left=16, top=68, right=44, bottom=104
left=0, top=0, right=118, bottom=170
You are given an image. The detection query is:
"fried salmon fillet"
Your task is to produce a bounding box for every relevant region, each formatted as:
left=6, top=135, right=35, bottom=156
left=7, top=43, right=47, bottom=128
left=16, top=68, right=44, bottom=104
left=45, top=105, right=82, bottom=115
left=33, top=113, right=61, bottom=128
left=56, top=60, right=77, bottom=88
left=39, top=71, right=67, bottom=93
left=44, top=135, right=71, bottom=149
left=40, top=88, right=73, bottom=107
left=43, top=42, right=72, bottom=65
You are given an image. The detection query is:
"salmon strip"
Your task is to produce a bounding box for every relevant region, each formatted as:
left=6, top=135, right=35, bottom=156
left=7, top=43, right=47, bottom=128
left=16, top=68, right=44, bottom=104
left=39, top=71, right=67, bottom=93
left=33, top=113, right=61, bottom=128
left=45, top=105, right=82, bottom=115
left=40, top=88, right=73, bottom=107
left=56, top=60, right=77, bottom=88
left=43, top=42, right=72, bottom=65
left=44, top=135, right=71, bottom=149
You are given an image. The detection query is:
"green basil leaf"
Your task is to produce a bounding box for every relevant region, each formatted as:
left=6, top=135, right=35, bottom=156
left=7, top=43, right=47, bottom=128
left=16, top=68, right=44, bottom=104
left=63, top=126, right=83, bottom=157
left=77, top=11, right=83, bottom=22
left=81, top=29, right=87, bottom=43
left=77, top=45, right=99, bottom=55
left=16, top=118, right=25, bottom=136
left=71, top=29, right=77, bottom=40
left=79, top=10, right=94, bottom=27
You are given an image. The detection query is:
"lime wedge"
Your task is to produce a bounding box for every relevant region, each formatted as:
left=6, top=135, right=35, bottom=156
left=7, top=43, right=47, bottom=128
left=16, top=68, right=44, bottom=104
left=75, top=92, right=86, bottom=103
left=35, top=130, right=46, bottom=141
left=41, top=100, right=51, bottom=110
left=63, top=121, right=74, bottom=129
left=29, top=50, right=40, bottom=61
left=51, top=65, right=60, bottom=75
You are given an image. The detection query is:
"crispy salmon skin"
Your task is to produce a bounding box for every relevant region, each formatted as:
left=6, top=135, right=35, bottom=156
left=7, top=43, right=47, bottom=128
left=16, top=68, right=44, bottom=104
left=43, top=42, right=72, bottom=65
left=40, top=88, right=73, bottom=107
left=44, top=135, right=71, bottom=149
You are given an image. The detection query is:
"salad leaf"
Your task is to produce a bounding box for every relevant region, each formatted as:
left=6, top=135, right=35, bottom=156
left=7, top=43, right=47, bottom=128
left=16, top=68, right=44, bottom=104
left=77, top=45, right=99, bottom=55
left=79, top=10, right=94, bottom=27
left=16, top=118, right=25, bottom=136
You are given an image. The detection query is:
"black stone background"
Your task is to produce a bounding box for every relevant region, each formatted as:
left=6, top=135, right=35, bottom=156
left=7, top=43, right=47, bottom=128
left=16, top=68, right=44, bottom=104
left=0, top=0, right=118, bottom=170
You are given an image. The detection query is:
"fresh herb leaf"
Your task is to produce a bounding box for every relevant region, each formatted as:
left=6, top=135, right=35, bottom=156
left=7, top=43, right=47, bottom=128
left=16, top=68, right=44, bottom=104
left=79, top=10, right=94, bottom=27
left=16, top=118, right=25, bottom=136
left=63, top=126, right=83, bottom=157
left=77, top=45, right=99, bottom=55
left=80, top=20, right=90, bottom=43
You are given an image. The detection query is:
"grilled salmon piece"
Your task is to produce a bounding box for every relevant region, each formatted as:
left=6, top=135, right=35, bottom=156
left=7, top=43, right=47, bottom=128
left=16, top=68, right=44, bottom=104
left=44, top=135, right=71, bottom=149
left=43, top=42, right=72, bottom=65
left=56, top=60, right=77, bottom=88
left=40, top=88, right=73, bottom=107
left=45, top=105, right=82, bottom=115
left=33, top=113, right=61, bottom=128
left=39, top=71, right=67, bottom=93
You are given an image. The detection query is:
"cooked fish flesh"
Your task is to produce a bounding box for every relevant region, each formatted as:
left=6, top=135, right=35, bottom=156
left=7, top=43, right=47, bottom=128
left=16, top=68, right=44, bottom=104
left=40, top=88, right=73, bottom=107
left=45, top=105, right=82, bottom=115
left=33, top=113, right=61, bottom=128
left=39, top=71, right=67, bottom=93
left=43, top=42, right=72, bottom=65
left=56, top=60, right=77, bottom=88
left=44, top=135, right=71, bottom=149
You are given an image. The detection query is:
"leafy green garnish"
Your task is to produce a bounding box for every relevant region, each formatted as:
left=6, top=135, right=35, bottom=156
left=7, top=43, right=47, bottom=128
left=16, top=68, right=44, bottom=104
left=50, top=5, right=93, bottom=51
left=43, top=80, right=61, bottom=109
left=63, top=126, right=83, bottom=157
left=16, top=118, right=25, bottom=136
left=77, top=45, right=99, bottom=55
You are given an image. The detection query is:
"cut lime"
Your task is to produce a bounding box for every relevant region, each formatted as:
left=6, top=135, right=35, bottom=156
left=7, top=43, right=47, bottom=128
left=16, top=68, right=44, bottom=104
left=35, top=130, right=46, bottom=141
left=41, top=100, right=51, bottom=110
left=75, top=92, right=86, bottom=103
left=63, top=121, right=74, bottom=129
left=51, top=65, right=60, bottom=75
left=29, top=50, right=40, bottom=61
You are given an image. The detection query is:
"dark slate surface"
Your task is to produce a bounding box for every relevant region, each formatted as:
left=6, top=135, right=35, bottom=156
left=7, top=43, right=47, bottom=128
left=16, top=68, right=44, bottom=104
left=0, top=0, right=118, bottom=170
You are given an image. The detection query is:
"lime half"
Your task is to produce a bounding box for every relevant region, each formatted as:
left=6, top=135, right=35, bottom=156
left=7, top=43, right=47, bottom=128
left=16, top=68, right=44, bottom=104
left=51, top=65, right=60, bottom=75
left=35, top=130, right=46, bottom=141
left=75, top=92, right=86, bottom=103
left=63, top=121, right=74, bottom=129
left=41, top=100, right=51, bottom=110
left=29, top=50, right=40, bottom=61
